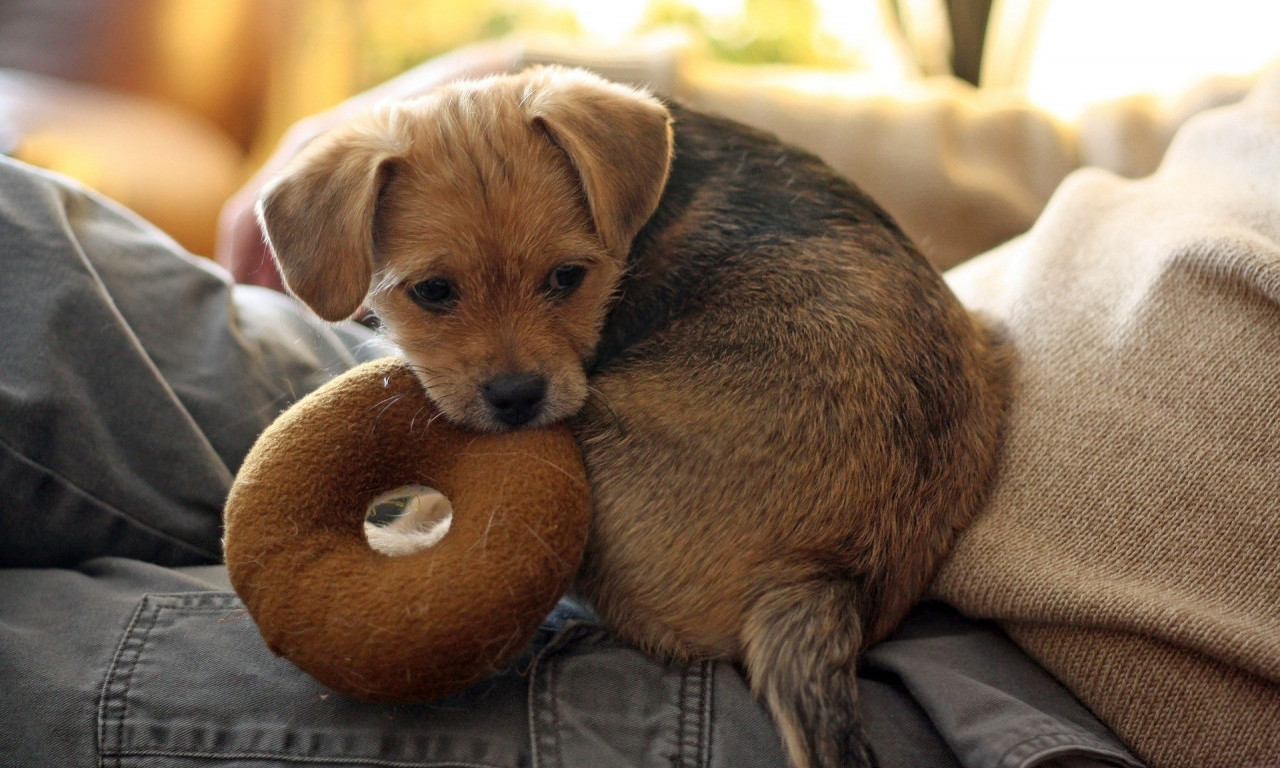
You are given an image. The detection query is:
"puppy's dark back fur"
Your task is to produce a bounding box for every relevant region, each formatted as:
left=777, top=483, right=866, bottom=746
left=595, top=104, right=922, bottom=366
left=574, top=103, right=1009, bottom=768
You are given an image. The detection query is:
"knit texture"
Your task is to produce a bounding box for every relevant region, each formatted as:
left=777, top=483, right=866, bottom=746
left=931, top=68, right=1280, bottom=767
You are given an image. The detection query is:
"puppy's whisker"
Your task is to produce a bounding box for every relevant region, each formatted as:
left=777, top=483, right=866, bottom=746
left=365, top=392, right=409, bottom=420
left=404, top=362, right=449, bottom=378
left=402, top=366, right=450, bottom=388
left=408, top=403, right=450, bottom=432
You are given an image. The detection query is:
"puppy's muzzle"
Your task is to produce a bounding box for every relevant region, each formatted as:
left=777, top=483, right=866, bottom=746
left=482, top=372, right=548, bottom=428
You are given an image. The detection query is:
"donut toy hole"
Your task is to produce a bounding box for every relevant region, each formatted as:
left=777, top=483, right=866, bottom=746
left=364, top=484, right=453, bottom=557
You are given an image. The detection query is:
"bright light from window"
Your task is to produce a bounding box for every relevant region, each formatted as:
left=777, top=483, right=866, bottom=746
left=547, top=0, right=749, bottom=37
left=811, top=0, right=906, bottom=75
left=1021, top=0, right=1280, bottom=116
left=547, top=0, right=650, bottom=38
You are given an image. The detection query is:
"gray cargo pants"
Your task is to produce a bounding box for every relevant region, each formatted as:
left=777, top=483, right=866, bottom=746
left=0, top=156, right=1142, bottom=768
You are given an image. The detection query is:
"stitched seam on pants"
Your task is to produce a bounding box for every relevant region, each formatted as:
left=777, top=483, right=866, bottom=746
left=677, top=660, right=714, bottom=768
left=676, top=665, right=688, bottom=767
left=550, top=652, right=567, bottom=768
left=530, top=625, right=577, bottom=768
left=1000, top=731, right=1144, bottom=768
left=699, top=661, right=714, bottom=768
left=106, top=749, right=505, bottom=768
left=118, top=599, right=160, bottom=757
left=96, top=596, right=156, bottom=768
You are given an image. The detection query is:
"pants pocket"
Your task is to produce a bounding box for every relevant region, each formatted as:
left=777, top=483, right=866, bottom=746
left=97, top=592, right=531, bottom=768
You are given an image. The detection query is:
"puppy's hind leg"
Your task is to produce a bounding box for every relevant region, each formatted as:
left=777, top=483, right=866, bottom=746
left=742, top=578, right=877, bottom=768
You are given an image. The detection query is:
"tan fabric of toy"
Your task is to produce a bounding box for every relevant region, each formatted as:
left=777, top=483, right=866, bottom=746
left=223, top=357, right=590, bottom=702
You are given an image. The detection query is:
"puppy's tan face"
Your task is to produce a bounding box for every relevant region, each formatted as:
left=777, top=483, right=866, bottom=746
left=368, top=119, right=620, bottom=431
left=258, top=67, right=673, bottom=431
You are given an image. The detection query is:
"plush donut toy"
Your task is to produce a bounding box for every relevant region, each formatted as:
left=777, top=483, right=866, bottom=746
left=222, top=357, right=591, bottom=703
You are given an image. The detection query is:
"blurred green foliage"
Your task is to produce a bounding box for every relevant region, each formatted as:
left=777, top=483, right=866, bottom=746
left=643, top=0, right=862, bottom=68
left=347, top=0, right=864, bottom=89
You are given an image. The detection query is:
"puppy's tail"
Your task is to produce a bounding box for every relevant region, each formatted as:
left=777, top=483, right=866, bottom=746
left=742, top=578, right=877, bottom=768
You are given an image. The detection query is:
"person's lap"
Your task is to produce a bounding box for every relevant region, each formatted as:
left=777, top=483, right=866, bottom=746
left=0, top=156, right=1139, bottom=768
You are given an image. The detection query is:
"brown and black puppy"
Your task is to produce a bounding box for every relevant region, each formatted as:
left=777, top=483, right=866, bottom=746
left=258, top=67, right=1008, bottom=768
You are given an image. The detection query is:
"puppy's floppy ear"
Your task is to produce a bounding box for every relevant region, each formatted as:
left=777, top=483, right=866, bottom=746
left=522, top=68, right=673, bottom=259
left=256, top=112, right=403, bottom=321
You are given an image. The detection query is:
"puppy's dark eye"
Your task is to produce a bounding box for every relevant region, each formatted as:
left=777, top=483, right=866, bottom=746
left=408, top=278, right=458, bottom=312
left=546, top=264, right=587, bottom=299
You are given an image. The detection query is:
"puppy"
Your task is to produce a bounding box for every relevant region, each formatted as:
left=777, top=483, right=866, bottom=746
left=257, top=67, right=1009, bottom=768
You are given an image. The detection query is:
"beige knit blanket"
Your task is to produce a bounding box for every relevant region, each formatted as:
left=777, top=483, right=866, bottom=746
left=928, top=69, right=1280, bottom=768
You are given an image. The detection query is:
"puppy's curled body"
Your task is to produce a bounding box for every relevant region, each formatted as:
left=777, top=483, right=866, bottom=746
left=257, top=69, right=1009, bottom=768
left=575, top=105, right=1008, bottom=767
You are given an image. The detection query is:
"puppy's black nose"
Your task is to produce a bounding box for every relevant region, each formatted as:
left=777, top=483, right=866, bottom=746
left=482, top=372, right=547, bottom=428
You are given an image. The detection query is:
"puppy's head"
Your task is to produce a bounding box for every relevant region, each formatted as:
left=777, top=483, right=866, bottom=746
left=258, top=67, right=673, bottom=431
